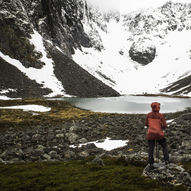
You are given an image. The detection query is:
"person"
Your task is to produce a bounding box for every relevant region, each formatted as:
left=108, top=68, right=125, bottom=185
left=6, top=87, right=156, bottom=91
left=145, top=102, right=169, bottom=169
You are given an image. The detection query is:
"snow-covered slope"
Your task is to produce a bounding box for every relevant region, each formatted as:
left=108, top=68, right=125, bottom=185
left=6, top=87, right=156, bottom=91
left=0, top=0, right=119, bottom=98
left=0, top=30, right=65, bottom=97
left=73, top=1, right=191, bottom=96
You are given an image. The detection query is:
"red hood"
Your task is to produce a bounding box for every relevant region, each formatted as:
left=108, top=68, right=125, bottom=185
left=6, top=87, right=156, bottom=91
left=151, top=102, right=160, bottom=112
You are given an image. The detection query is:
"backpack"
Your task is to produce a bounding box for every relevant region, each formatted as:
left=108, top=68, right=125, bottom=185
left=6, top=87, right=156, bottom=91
left=146, top=112, right=165, bottom=140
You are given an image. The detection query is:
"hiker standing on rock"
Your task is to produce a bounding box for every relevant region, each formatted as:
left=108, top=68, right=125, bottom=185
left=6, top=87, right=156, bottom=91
left=145, top=102, right=169, bottom=169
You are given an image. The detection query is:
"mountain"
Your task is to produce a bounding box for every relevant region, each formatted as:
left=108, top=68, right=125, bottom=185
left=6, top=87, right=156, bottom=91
left=0, top=0, right=191, bottom=98
left=0, top=0, right=119, bottom=98
left=72, top=1, right=191, bottom=96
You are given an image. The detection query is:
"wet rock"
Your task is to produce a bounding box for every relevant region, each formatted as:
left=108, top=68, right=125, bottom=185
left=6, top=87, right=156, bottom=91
left=10, top=158, right=21, bottom=163
left=78, top=151, right=89, bottom=158
left=182, top=140, right=191, bottom=147
left=36, top=145, right=46, bottom=152
left=64, top=150, right=76, bottom=159
left=78, top=138, right=88, bottom=144
left=0, top=158, right=6, bottom=164
left=56, top=134, right=65, bottom=138
left=32, top=134, right=41, bottom=141
left=69, top=124, right=79, bottom=133
left=1, top=148, right=20, bottom=160
left=42, top=154, right=51, bottom=160
left=142, top=162, right=191, bottom=188
left=91, top=155, right=105, bottom=166
left=180, top=113, right=191, bottom=121
left=49, top=151, right=60, bottom=159
left=32, top=149, right=44, bottom=157
left=66, top=133, right=79, bottom=144
left=81, top=143, right=97, bottom=150
left=25, top=147, right=34, bottom=154
left=46, top=133, right=55, bottom=141
left=125, top=152, right=148, bottom=166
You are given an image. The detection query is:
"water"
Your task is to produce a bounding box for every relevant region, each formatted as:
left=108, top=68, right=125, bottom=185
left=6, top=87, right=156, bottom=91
left=56, top=95, right=191, bottom=114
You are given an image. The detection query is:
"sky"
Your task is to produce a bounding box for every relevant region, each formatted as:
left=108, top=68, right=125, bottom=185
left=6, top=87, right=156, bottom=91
left=86, top=0, right=191, bottom=13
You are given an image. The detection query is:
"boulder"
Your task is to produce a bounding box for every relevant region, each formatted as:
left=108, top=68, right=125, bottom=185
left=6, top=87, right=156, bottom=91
left=129, top=39, right=156, bottom=65
left=42, top=154, right=51, bottom=160
left=78, top=138, right=88, bottom=144
left=66, top=133, right=79, bottom=144
left=0, top=158, right=6, bottom=164
left=142, top=162, right=191, bottom=188
left=78, top=151, right=89, bottom=158
left=91, top=155, right=105, bottom=166
left=64, top=150, right=76, bottom=159
left=49, top=151, right=58, bottom=159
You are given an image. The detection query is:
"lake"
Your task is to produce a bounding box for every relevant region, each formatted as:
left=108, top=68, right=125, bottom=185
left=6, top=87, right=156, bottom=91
left=56, top=95, right=191, bottom=114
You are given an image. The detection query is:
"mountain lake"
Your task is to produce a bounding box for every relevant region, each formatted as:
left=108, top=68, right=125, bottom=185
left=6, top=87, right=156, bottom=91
left=54, top=95, right=191, bottom=114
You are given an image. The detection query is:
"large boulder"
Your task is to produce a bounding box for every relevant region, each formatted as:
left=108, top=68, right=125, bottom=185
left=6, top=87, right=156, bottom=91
left=129, top=39, right=156, bottom=65
left=142, top=162, right=191, bottom=188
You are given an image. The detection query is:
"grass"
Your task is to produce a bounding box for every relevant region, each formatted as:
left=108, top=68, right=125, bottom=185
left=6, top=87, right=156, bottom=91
left=0, top=157, right=187, bottom=191
left=182, top=161, right=191, bottom=175
left=0, top=98, right=97, bottom=131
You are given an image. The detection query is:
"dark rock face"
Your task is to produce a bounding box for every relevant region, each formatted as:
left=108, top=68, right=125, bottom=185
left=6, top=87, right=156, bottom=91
left=0, top=58, right=51, bottom=98
left=50, top=47, right=119, bottom=97
left=0, top=0, right=91, bottom=59
left=0, top=3, right=44, bottom=69
left=129, top=39, right=156, bottom=65
left=20, top=0, right=92, bottom=57
left=161, top=75, right=191, bottom=95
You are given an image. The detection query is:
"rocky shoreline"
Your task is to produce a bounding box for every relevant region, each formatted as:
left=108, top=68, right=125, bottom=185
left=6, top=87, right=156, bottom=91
left=0, top=108, right=191, bottom=164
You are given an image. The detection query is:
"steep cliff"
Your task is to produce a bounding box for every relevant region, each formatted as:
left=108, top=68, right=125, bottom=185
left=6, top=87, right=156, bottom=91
left=0, top=0, right=119, bottom=98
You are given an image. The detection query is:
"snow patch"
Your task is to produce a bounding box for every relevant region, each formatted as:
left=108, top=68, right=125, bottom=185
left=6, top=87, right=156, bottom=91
left=70, top=137, right=128, bottom=151
left=0, top=95, right=12, bottom=100
left=0, top=89, right=17, bottom=94
left=0, top=105, right=51, bottom=112
left=166, top=119, right=174, bottom=123
left=0, top=30, right=68, bottom=97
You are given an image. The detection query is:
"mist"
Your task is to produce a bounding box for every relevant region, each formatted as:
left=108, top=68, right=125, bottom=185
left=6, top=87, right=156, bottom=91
left=86, top=0, right=191, bottom=13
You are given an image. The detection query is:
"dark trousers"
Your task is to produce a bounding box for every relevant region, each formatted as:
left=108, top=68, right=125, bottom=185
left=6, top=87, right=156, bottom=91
left=148, top=138, right=169, bottom=164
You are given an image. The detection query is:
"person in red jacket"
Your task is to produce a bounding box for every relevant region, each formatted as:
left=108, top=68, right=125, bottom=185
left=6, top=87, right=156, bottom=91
left=145, top=102, right=169, bottom=168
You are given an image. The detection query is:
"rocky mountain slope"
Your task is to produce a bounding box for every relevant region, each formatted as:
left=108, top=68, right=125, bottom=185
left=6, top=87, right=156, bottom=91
left=0, top=0, right=119, bottom=98
left=1, top=0, right=191, bottom=98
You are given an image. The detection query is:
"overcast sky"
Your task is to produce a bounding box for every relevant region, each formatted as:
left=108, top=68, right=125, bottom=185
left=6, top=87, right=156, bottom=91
left=86, top=0, right=191, bottom=13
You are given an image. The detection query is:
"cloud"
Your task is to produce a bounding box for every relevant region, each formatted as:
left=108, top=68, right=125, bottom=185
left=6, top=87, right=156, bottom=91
left=86, top=0, right=191, bottom=13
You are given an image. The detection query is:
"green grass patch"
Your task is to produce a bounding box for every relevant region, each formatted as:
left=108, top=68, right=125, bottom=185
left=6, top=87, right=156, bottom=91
left=182, top=161, right=191, bottom=175
left=0, top=98, right=185, bottom=132
left=0, top=99, right=96, bottom=131
left=0, top=158, right=186, bottom=191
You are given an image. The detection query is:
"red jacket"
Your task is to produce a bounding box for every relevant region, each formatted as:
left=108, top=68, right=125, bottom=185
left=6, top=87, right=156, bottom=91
left=145, top=102, right=167, bottom=140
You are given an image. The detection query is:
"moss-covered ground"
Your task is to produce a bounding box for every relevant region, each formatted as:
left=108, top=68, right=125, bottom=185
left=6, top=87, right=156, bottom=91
left=0, top=98, right=96, bottom=131
left=0, top=157, right=188, bottom=191
left=0, top=98, right=189, bottom=191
